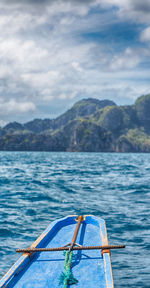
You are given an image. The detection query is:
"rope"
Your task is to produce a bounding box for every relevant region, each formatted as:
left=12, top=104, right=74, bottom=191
left=59, top=251, right=78, bottom=287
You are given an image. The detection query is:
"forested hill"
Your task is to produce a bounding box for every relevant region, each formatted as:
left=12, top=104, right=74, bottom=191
left=1, top=94, right=150, bottom=152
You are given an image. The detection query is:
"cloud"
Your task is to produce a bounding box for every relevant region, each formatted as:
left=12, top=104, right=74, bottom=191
left=0, top=0, right=149, bottom=123
left=109, top=48, right=140, bottom=70
left=0, top=0, right=150, bottom=25
left=0, top=119, right=7, bottom=127
left=101, top=0, right=150, bottom=23
left=72, top=62, right=83, bottom=72
left=130, top=0, right=150, bottom=13
left=140, top=27, right=150, bottom=42
left=0, top=38, right=48, bottom=68
left=0, top=99, right=36, bottom=115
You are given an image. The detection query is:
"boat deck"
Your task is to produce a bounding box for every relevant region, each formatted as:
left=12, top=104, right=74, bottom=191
left=1, top=216, right=113, bottom=288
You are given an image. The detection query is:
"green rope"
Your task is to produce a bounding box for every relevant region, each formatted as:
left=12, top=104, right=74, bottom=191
left=59, top=251, right=78, bottom=287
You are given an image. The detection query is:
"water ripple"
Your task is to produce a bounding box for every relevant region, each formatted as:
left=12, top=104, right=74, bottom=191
left=0, top=152, right=150, bottom=287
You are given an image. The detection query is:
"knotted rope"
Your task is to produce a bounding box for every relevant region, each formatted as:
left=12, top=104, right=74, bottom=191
left=59, top=251, right=78, bottom=287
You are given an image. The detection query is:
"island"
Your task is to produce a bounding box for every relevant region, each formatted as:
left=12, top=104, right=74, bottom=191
left=0, top=94, right=150, bottom=152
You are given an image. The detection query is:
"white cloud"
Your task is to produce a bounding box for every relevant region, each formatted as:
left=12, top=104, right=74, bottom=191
left=22, top=71, right=61, bottom=89
left=0, top=38, right=48, bottom=70
left=140, top=27, right=150, bottom=42
left=72, top=62, right=83, bottom=72
left=59, top=93, right=67, bottom=100
left=109, top=48, right=140, bottom=70
left=101, top=0, right=150, bottom=23
left=0, top=0, right=149, bottom=122
left=0, top=99, right=36, bottom=115
left=0, top=119, right=7, bottom=127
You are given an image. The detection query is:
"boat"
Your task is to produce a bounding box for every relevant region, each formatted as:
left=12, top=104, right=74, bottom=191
left=0, top=215, right=125, bottom=287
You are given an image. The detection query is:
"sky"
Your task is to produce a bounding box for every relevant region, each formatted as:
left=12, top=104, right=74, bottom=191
left=0, top=0, right=150, bottom=125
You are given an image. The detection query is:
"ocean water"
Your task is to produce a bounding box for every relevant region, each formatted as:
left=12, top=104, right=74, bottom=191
left=0, top=152, right=150, bottom=287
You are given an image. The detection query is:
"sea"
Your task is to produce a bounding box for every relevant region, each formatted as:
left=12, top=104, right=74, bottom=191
left=0, top=152, right=150, bottom=287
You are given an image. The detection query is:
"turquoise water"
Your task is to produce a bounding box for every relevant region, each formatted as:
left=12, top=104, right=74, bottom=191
left=0, top=152, right=150, bottom=287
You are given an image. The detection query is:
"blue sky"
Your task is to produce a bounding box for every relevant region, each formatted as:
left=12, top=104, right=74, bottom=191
left=0, top=0, right=150, bottom=125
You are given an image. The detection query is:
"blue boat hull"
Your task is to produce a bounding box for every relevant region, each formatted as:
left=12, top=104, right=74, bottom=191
left=0, top=215, right=114, bottom=287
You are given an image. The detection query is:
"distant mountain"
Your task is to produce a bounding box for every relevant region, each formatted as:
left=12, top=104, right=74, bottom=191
left=1, top=95, right=150, bottom=152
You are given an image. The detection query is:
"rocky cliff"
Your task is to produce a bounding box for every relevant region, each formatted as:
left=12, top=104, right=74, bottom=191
left=1, top=94, right=150, bottom=152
